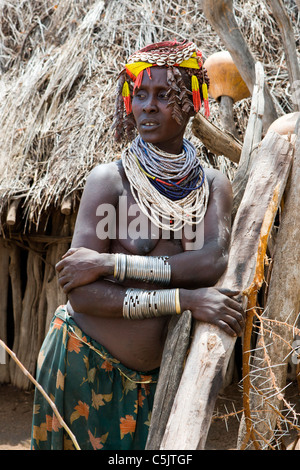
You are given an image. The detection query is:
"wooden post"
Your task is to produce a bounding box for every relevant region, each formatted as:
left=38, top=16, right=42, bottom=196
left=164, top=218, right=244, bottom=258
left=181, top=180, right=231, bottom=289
left=8, top=244, right=23, bottom=384
left=40, top=211, right=70, bottom=337
left=265, top=0, right=300, bottom=112
left=61, top=196, right=73, bottom=215
left=0, top=239, right=10, bottom=383
left=146, top=311, right=192, bottom=449
left=13, top=246, right=44, bottom=389
left=237, top=121, right=300, bottom=449
left=154, top=132, right=293, bottom=450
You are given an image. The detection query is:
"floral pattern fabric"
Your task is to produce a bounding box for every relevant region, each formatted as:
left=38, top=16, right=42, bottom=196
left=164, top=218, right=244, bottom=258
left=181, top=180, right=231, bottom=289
left=31, top=305, right=159, bottom=450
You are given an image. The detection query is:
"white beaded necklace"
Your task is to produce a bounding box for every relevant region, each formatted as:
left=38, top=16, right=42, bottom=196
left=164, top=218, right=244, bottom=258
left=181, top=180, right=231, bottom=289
left=122, top=136, right=210, bottom=231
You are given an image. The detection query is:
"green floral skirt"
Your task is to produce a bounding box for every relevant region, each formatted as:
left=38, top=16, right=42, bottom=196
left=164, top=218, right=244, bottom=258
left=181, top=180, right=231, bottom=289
left=31, top=305, right=159, bottom=450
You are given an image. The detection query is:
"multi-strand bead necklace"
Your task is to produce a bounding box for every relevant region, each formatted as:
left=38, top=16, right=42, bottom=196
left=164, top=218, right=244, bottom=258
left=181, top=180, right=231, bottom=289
left=122, top=136, right=209, bottom=231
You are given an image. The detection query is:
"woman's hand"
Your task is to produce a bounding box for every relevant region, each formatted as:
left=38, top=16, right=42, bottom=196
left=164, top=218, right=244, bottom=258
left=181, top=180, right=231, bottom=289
left=55, top=247, right=114, bottom=294
left=180, top=287, right=245, bottom=337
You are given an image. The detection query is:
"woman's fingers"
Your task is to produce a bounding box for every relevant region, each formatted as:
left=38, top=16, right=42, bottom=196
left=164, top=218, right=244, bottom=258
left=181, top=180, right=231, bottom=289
left=218, top=288, right=245, bottom=336
left=56, top=248, right=81, bottom=272
left=222, top=310, right=244, bottom=336
left=217, top=320, right=238, bottom=337
left=218, top=287, right=241, bottom=298
left=58, top=274, right=74, bottom=294
left=61, top=247, right=79, bottom=259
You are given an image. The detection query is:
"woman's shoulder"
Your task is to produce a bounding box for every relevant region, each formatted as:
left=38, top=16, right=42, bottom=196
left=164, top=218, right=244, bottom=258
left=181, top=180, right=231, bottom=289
left=87, top=160, right=123, bottom=181
left=85, top=160, right=125, bottom=194
left=204, top=167, right=232, bottom=192
left=78, top=160, right=126, bottom=211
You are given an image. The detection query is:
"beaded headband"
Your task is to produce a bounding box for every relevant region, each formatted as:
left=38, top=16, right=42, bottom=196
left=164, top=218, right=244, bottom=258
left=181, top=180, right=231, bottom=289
left=121, top=40, right=210, bottom=118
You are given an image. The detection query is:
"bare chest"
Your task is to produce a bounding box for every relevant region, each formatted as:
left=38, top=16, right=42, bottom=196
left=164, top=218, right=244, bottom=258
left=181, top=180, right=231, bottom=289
left=111, top=188, right=183, bottom=256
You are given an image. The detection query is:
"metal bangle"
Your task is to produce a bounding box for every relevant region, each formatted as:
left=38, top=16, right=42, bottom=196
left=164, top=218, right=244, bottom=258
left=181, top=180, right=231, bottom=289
left=114, top=253, right=171, bottom=285
left=175, top=288, right=181, bottom=315
left=123, top=287, right=180, bottom=320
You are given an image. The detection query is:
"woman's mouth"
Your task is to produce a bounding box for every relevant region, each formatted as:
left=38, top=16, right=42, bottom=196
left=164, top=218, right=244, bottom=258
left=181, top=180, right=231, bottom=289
left=139, top=120, right=160, bottom=130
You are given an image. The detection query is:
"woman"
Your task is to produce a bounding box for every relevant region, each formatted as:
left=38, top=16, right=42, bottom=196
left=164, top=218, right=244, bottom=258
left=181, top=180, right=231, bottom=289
left=31, top=40, right=244, bottom=450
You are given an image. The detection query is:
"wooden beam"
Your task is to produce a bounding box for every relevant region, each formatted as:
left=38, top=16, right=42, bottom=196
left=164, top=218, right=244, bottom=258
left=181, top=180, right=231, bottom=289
left=61, top=196, right=72, bottom=215
left=191, top=113, right=242, bottom=163
left=6, top=199, right=21, bottom=226
left=156, top=132, right=293, bottom=450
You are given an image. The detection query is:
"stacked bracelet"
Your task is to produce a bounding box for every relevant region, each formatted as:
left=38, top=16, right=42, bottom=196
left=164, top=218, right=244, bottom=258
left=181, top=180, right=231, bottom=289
left=123, top=287, right=181, bottom=320
left=114, top=253, right=171, bottom=285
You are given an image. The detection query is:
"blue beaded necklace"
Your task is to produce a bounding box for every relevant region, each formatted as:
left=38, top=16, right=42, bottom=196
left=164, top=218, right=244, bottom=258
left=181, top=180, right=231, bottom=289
left=134, top=138, right=205, bottom=201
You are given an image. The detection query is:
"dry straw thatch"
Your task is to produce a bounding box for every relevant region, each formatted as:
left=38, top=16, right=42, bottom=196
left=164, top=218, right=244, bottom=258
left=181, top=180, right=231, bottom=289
left=0, top=0, right=298, bottom=232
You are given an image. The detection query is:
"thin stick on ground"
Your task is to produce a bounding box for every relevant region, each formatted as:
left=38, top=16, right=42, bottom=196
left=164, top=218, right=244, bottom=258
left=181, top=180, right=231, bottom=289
left=0, top=338, right=81, bottom=450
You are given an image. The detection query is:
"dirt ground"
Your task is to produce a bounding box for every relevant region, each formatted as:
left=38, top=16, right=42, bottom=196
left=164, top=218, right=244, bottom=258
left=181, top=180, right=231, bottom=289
left=0, top=382, right=243, bottom=451
left=0, top=383, right=34, bottom=450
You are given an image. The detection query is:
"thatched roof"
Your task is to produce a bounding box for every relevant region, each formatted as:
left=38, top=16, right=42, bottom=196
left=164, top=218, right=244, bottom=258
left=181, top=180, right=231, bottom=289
left=0, top=0, right=298, bottom=232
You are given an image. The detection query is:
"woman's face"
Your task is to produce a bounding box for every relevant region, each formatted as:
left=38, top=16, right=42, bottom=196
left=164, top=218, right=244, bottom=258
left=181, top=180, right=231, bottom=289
left=131, top=67, right=190, bottom=154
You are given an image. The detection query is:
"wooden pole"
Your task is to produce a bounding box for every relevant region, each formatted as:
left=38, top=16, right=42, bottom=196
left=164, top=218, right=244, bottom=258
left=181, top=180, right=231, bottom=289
left=231, top=62, right=264, bottom=218
left=8, top=244, right=23, bottom=384
left=41, top=211, right=70, bottom=336
left=237, top=120, right=300, bottom=449
left=265, top=0, right=300, bottom=112
left=61, top=196, right=73, bottom=215
left=13, top=246, right=44, bottom=389
left=0, top=239, right=10, bottom=383
left=157, top=132, right=293, bottom=450
left=146, top=311, right=192, bottom=449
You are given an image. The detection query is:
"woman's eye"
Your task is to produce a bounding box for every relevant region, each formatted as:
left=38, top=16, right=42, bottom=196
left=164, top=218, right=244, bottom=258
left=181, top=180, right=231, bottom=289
left=159, top=91, right=168, bottom=99
left=135, top=91, right=146, bottom=99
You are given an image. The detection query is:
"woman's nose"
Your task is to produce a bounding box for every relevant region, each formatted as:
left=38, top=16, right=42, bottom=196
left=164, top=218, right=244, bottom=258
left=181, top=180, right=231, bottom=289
left=143, top=95, right=158, bottom=113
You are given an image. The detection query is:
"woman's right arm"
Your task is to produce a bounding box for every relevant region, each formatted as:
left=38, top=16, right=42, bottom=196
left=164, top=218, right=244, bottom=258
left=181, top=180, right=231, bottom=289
left=58, top=162, right=127, bottom=317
